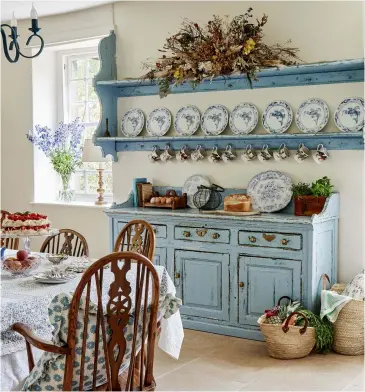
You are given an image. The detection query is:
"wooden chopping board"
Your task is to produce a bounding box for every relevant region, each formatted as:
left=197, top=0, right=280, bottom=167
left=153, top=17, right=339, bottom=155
left=200, top=210, right=260, bottom=216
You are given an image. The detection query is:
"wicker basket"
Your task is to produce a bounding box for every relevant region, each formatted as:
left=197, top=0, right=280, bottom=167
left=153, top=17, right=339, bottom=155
left=258, top=308, right=316, bottom=360
left=322, top=275, right=364, bottom=356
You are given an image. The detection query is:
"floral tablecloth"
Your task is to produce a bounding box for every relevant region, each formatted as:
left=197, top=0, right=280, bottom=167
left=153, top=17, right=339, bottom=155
left=0, top=253, right=183, bottom=391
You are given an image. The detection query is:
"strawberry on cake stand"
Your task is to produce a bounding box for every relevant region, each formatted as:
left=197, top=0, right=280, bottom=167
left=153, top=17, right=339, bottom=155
left=1, top=211, right=59, bottom=253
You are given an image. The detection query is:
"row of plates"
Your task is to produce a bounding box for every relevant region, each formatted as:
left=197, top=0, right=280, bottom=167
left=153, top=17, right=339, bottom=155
left=183, top=172, right=293, bottom=213
left=121, top=97, right=364, bottom=137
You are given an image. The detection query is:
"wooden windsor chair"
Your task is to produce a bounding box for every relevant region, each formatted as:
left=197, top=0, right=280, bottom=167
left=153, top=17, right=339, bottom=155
left=40, top=228, right=89, bottom=257
left=114, top=220, right=156, bottom=262
left=12, top=251, right=160, bottom=391
left=1, top=210, right=19, bottom=250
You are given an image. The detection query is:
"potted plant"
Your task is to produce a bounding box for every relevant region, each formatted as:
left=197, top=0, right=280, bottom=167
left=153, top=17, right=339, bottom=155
left=27, top=119, right=84, bottom=202
left=292, top=176, right=334, bottom=216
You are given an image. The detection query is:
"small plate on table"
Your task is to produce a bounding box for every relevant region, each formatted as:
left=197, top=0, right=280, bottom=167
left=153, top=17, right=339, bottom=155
left=33, top=268, right=76, bottom=284
left=334, top=97, right=364, bottom=132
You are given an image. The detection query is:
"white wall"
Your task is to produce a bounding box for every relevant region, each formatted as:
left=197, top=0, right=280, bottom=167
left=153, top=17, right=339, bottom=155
left=1, top=1, right=364, bottom=281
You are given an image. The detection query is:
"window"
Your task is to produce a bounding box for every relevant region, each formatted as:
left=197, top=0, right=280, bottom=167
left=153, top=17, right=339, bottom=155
left=62, top=50, right=112, bottom=202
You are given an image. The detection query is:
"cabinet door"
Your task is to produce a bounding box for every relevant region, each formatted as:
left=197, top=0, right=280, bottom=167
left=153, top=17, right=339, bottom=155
left=238, top=256, right=301, bottom=326
left=175, top=250, right=230, bottom=321
left=153, top=247, right=167, bottom=269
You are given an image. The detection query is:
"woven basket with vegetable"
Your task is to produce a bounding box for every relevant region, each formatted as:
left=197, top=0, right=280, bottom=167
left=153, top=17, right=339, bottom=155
left=258, top=296, right=333, bottom=359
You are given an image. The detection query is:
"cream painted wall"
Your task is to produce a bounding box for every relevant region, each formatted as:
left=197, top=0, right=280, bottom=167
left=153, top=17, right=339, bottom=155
left=1, top=1, right=364, bottom=281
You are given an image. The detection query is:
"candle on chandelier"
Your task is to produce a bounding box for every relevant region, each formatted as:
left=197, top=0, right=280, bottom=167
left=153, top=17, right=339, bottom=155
left=30, top=4, right=39, bottom=32
left=11, top=12, right=17, bottom=27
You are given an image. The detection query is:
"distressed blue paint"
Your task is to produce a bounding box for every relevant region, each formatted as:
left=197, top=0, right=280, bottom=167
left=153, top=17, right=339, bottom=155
left=96, top=59, right=364, bottom=97
left=95, top=133, right=363, bottom=158
left=105, top=191, right=339, bottom=340
left=238, top=256, right=301, bottom=326
left=175, top=250, right=230, bottom=321
left=238, top=231, right=302, bottom=250
left=92, top=32, right=364, bottom=160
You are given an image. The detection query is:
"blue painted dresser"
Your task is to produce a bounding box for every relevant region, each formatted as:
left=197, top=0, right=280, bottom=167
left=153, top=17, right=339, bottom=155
left=105, top=191, right=339, bottom=341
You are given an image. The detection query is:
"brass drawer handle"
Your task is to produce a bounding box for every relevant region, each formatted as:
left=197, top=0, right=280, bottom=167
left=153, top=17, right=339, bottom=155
left=282, top=239, right=290, bottom=246
left=196, top=229, right=208, bottom=237
left=239, top=282, right=245, bottom=288
left=212, top=233, right=220, bottom=240
left=263, top=233, right=276, bottom=242
left=248, top=236, right=256, bottom=243
left=183, top=231, right=191, bottom=238
left=175, top=272, right=180, bottom=279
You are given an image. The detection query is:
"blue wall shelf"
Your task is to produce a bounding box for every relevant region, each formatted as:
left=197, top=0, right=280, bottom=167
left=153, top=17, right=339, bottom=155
left=93, top=31, right=364, bottom=161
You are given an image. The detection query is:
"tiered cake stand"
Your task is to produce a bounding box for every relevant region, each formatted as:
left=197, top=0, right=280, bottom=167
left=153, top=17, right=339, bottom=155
left=1, top=229, right=59, bottom=253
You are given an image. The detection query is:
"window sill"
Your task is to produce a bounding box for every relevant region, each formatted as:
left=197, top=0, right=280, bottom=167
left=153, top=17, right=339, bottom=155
left=30, top=201, right=112, bottom=209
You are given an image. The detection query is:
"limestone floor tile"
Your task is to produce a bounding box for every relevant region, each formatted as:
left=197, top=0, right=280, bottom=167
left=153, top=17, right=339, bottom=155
left=154, top=329, right=364, bottom=391
left=155, top=364, right=246, bottom=391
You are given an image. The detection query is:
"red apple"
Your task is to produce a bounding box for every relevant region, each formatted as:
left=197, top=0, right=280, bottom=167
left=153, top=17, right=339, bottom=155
left=16, top=250, right=28, bottom=261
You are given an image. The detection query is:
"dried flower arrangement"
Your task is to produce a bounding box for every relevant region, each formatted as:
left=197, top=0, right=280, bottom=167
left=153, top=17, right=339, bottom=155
left=142, top=8, right=301, bottom=97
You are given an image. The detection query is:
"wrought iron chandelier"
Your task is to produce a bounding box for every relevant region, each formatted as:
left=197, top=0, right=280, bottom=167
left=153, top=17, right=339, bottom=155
left=1, top=4, right=44, bottom=63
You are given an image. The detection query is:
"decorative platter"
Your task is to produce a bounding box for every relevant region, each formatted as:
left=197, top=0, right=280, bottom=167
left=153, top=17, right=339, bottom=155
left=121, top=108, right=144, bottom=137
left=247, top=170, right=293, bottom=213
left=146, top=107, right=171, bottom=136
left=334, top=97, right=364, bottom=132
left=262, top=101, right=293, bottom=134
left=229, top=103, right=258, bottom=134
left=174, top=105, right=200, bottom=136
left=201, top=105, right=229, bottom=136
left=183, top=174, right=211, bottom=208
left=295, top=98, right=329, bottom=133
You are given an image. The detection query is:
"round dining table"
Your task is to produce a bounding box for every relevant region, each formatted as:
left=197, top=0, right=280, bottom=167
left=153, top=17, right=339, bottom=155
left=0, top=251, right=184, bottom=391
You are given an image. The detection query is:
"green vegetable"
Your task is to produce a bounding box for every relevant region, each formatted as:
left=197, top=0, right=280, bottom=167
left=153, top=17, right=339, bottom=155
left=311, top=176, right=334, bottom=198
left=292, top=182, right=312, bottom=197
left=295, top=309, right=334, bottom=353
left=292, top=176, right=334, bottom=198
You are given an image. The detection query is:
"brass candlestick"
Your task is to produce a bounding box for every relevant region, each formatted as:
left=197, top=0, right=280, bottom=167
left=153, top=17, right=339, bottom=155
left=95, top=166, right=107, bottom=205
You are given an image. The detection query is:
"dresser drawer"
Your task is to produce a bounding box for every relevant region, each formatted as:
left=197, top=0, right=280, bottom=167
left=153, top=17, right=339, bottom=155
left=174, top=226, right=230, bottom=244
left=238, top=231, right=302, bottom=250
left=117, top=221, right=167, bottom=239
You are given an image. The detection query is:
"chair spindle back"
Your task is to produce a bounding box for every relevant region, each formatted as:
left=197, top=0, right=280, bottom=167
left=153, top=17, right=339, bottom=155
left=114, top=220, right=155, bottom=262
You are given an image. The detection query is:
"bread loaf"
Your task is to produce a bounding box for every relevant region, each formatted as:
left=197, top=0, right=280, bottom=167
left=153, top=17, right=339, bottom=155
left=224, top=194, right=252, bottom=212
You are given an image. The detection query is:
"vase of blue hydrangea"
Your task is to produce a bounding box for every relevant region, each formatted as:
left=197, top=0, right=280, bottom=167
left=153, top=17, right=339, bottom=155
left=27, top=119, right=84, bottom=202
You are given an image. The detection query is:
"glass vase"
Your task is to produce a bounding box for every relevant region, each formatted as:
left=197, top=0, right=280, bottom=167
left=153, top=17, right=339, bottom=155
left=58, top=176, right=74, bottom=202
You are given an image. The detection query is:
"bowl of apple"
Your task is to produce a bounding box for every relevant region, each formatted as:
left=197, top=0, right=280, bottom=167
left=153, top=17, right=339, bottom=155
left=1, top=250, right=40, bottom=276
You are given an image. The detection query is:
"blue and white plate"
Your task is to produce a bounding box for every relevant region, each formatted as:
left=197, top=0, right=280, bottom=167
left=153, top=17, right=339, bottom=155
left=146, top=107, right=171, bottom=136
left=334, top=97, right=364, bottom=133
left=262, top=101, right=293, bottom=134
left=174, top=105, right=200, bottom=136
left=201, top=105, right=229, bottom=136
left=295, top=98, right=329, bottom=133
left=121, top=108, right=144, bottom=137
left=229, top=103, right=258, bottom=134
left=247, top=170, right=293, bottom=213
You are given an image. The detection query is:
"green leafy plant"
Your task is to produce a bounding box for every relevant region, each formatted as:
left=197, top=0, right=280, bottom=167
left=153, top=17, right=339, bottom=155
left=50, top=150, right=82, bottom=190
left=292, top=182, right=312, bottom=197
left=295, top=309, right=334, bottom=353
left=311, top=176, right=334, bottom=198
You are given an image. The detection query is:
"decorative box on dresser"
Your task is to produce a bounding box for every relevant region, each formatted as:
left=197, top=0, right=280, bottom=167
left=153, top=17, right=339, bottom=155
left=105, top=190, right=339, bottom=341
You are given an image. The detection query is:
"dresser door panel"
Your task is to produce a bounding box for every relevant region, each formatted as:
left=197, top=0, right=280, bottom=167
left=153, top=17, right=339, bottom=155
left=238, top=256, right=301, bottom=326
left=153, top=247, right=167, bottom=269
left=175, top=250, right=230, bottom=321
